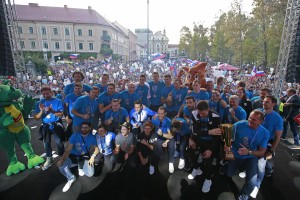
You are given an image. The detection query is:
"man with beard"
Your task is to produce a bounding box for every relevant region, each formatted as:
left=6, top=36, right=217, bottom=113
left=57, top=122, right=98, bottom=192
left=34, top=86, right=65, bottom=170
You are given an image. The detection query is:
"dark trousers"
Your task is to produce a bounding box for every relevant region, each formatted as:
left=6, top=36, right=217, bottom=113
left=187, top=136, right=215, bottom=179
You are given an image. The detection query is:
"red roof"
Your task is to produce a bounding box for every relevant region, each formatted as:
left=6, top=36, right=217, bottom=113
left=15, top=4, right=111, bottom=26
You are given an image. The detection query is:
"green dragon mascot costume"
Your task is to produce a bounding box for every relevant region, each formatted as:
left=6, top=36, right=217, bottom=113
left=0, top=81, right=44, bottom=176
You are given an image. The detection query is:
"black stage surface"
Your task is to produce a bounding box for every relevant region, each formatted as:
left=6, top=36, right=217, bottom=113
left=1, top=119, right=300, bottom=200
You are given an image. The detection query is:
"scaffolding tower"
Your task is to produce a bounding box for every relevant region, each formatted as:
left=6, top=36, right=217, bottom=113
left=274, top=0, right=300, bottom=98
left=1, top=0, right=25, bottom=77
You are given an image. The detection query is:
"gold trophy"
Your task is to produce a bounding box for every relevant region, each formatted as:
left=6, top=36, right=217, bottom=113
left=220, top=124, right=235, bottom=160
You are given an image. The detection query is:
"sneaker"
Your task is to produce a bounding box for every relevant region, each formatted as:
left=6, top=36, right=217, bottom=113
left=174, top=151, right=179, bottom=158
left=250, top=186, right=259, bottom=198
left=280, top=137, right=286, bottom=141
left=42, top=157, right=53, bottom=170
left=149, top=165, right=155, bottom=175
left=188, top=168, right=202, bottom=179
left=62, top=177, right=76, bottom=192
left=169, top=163, right=174, bottom=173
left=289, top=145, right=300, bottom=149
left=202, top=179, right=212, bottom=193
left=78, top=168, right=85, bottom=176
left=212, top=158, right=217, bottom=166
left=197, top=154, right=203, bottom=163
left=178, top=159, right=185, bottom=169
left=292, top=153, right=300, bottom=159
left=239, top=171, right=246, bottom=178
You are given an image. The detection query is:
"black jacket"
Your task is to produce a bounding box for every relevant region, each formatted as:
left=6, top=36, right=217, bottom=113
left=282, top=95, right=300, bottom=120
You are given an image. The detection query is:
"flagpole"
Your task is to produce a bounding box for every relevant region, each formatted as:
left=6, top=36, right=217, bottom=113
left=147, top=0, right=149, bottom=65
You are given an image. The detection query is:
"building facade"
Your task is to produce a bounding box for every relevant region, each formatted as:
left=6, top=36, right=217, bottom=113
left=15, top=3, right=125, bottom=60
left=149, top=29, right=169, bottom=55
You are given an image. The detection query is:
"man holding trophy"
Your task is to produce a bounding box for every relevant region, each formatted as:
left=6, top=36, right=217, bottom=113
left=187, top=100, right=222, bottom=193
left=225, top=110, right=269, bottom=200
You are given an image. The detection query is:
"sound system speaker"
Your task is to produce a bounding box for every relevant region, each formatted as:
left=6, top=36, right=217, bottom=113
left=0, top=2, right=15, bottom=77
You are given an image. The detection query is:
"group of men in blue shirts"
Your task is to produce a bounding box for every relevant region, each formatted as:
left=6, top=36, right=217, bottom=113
left=32, top=70, right=298, bottom=199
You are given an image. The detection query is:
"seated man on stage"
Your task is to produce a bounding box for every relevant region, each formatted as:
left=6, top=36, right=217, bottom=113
left=136, top=121, right=162, bottom=175
left=225, top=110, right=269, bottom=200
left=95, top=124, right=116, bottom=173
left=57, top=122, right=99, bottom=192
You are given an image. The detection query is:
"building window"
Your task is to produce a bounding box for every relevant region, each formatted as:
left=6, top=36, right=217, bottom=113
left=88, top=30, right=93, bottom=36
left=30, top=41, right=36, bottom=49
left=78, top=43, right=83, bottom=50
left=55, top=42, right=60, bottom=49
left=18, top=26, right=22, bottom=34
left=89, top=43, right=93, bottom=50
left=53, top=28, right=58, bottom=35
left=66, top=42, right=71, bottom=50
left=65, top=28, right=70, bottom=36
left=78, top=29, right=82, bottom=36
left=43, top=41, right=48, bottom=49
left=20, top=41, right=25, bottom=48
left=41, top=27, right=46, bottom=35
left=28, top=27, right=33, bottom=34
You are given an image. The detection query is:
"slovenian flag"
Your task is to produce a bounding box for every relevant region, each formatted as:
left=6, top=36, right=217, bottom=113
left=69, top=54, right=79, bottom=59
left=152, top=53, right=165, bottom=60
left=190, top=60, right=199, bottom=67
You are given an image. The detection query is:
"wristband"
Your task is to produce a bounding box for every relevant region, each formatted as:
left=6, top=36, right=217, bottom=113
left=92, top=153, right=96, bottom=158
left=249, top=150, right=252, bottom=155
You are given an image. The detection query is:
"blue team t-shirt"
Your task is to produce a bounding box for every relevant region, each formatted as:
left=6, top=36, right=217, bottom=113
left=69, top=132, right=97, bottom=156
left=64, top=93, right=82, bottom=118
left=161, top=84, right=174, bottom=111
left=232, top=121, right=269, bottom=159
left=186, top=91, right=210, bottom=104
left=148, top=81, right=165, bottom=106
left=151, top=116, right=172, bottom=137
left=98, top=92, right=120, bottom=107
left=136, top=84, right=150, bottom=106
left=120, top=90, right=140, bottom=113
left=64, top=82, right=92, bottom=96
left=170, top=87, right=188, bottom=111
left=94, top=83, right=108, bottom=94
left=104, top=107, right=129, bottom=126
left=34, top=97, right=63, bottom=124
left=261, top=110, right=283, bottom=141
left=72, top=95, right=99, bottom=126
